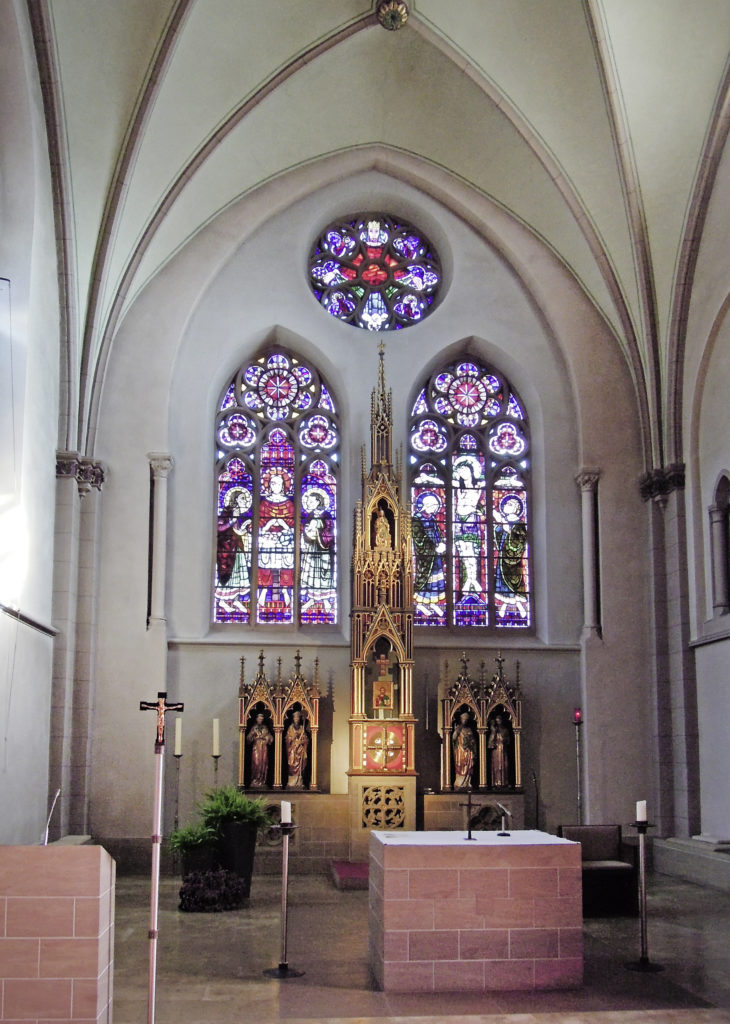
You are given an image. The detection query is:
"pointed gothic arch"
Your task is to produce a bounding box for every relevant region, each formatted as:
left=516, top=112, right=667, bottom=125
left=213, top=348, right=339, bottom=626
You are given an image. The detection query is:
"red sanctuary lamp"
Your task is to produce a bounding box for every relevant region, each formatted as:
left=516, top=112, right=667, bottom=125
left=573, top=707, right=583, bottom=824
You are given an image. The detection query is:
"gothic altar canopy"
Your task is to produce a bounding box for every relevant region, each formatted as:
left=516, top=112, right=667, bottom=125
left=441, top=652, right=523, bottom=793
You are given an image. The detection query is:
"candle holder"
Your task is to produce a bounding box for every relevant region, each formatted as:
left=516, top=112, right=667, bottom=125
left=212, top=753, right=221, bottom=783
left=172, top=753, right=182, bottom=874
left=625, top=820, right=663, bottom=973
left=263, top=821, right=304, bottom=978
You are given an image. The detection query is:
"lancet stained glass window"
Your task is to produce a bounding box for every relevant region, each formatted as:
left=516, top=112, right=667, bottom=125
left=309, top=214, right=440, bottom=331
left=214, top=352, right=338, bottom=626
left=409, top=358, right=531, bottom=629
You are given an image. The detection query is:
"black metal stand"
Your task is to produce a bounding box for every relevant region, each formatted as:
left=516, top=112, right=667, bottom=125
left=264, top=822, right=304, bottom=978
left=497, top=813, right=510, bottom=837
left=172, top=753, right=182, bottom=874
left=212, top=753, right=221, bottom=783
left=459, top=789, right=477, bottom=840
left=574, top=717, right=583, bottom=824
left=625, top=820, right=663, bottom=973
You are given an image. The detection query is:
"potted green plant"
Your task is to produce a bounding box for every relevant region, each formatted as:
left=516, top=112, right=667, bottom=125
left=198, top=785, right=273, bottom=896
left=168, top=822, right=219, bottom=877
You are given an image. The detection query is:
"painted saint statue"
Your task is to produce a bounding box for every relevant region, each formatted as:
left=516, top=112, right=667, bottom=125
left=488, top=713, right=511, bottom=788
left=452, top=711, right=477, bottom=789
left=285, top=710, right=309, bottom=789
left=246, top=713, right=273, bottom=788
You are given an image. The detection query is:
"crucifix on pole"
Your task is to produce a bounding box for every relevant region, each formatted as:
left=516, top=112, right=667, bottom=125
left=139, top=691, right=184, bottom=1024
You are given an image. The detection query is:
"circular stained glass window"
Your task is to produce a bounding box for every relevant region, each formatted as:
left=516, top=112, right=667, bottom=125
left=309, top=213, right=440, bottom=332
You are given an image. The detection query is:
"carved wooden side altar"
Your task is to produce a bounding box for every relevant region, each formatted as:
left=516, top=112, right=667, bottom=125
left=441, top=652, right=523, bottom=792
left=238, top=649, right=320, bottom=791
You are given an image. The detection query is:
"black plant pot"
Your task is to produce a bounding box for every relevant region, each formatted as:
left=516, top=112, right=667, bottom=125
left=181, top=844, right=219, bottom=878
left=218, top=821, right=258, bottom=896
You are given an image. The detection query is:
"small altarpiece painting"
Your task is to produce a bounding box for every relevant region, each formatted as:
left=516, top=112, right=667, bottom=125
left=238, top=650, right=320, bottom=791
left=440, top=652, right=523, bottom=792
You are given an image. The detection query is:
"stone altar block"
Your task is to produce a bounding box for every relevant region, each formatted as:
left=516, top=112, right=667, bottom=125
left=369, top=829, right=582, bottom=992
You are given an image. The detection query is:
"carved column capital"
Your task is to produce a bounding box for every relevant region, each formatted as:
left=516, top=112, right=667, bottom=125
left=76, top=458, right=105, bottom=495
left=575, top=469, right=601, bottom=492
left=56, top=451, right=105, bottom=495
left=640, top=463, right=686, bottom=503
left=147, top=452, right=174, bottom=478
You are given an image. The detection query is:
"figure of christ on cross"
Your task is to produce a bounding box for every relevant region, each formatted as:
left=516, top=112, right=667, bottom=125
left=138, top=691, right=184, bottom=1024
left=139, top=692, right=184, bottom=746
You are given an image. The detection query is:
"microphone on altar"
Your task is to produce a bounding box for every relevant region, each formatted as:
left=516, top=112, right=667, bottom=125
left=41, top=788, right=61, bottom=846
left=496, top=801, right=513, bottom=818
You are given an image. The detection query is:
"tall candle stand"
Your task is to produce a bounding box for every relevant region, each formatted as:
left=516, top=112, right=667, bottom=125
left=212, top=753, right=221, bottom=784
left=625, top=819, right=663, bottom=973
left=172, top=752, right=182, bottom=874
left=264, top=809, right=304, bottom=978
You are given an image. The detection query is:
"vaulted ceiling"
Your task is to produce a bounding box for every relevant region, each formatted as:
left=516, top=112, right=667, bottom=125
left=29, top=0, right=730, bottom=467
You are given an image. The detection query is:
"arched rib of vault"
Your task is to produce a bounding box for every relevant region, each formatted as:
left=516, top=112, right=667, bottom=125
left=411, top=10, right=648, bottom=461
left=80, top=10, right=373, bottom=455
left=27, top=0, right=78, bottom=453
left=93, top=145, right=647, bottom=487
left=666, top=57, right=730, bottom=469
left=75, top=0, right=195, bottom=457
left=687, top=290, right=730, bottom=630
left=84, top=11, right=648, bottom=464
left=584, top=0, right=663, bottom=470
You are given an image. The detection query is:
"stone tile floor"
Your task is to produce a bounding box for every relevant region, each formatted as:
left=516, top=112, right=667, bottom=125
left=113, top=870, right=730, bottom=1023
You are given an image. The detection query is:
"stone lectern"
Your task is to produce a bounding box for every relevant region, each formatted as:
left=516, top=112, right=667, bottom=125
left=0, top=845, right=115, bottom=1023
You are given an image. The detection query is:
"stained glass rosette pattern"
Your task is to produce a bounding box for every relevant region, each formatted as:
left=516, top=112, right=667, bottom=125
left=409, top=358, right=531, bottom=629
left=309, top=214, right=440, bottom=331
left=214, top=352, right=338, bottom=625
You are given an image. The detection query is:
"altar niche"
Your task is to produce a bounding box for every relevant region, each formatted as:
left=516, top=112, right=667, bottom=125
left=369, top=636, right=399, bottom=720
left=238, top=649, right=319, bottom=791
left=440, top=652, right=523, bottom=792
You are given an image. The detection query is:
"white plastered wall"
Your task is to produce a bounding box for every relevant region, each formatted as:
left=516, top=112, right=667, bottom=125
left=0, top=1, right=60, bottom=844
left=90, top=157, right=652, bottom=844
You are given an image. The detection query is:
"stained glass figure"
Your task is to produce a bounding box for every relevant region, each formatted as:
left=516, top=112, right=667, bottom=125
left=493, top=468, right=530, bottom=626
left=213, top=351, right=339, bottom=626
left=300, top=461, right=337, bottom=625
left=412, top=465, right=447, bottom=624
left=452, top=444, right=488, bottom=627
left=309, top=214, right=440, bottom=332
left=257, top=431, right=296, bottom=623
left=409, top=357, right=531, bottom=630
left=214, top=459, right=253, bottom=622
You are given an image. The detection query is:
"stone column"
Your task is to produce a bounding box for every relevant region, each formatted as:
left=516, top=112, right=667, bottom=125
left=51, top=452, right=104, bottom=839
left=147, top=453, right=174, bottom=626
left=709, top=503, right=730, bottom=616
left=576, top=470, right=601, bottom=636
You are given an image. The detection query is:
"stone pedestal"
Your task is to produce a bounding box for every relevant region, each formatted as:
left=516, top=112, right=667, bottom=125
left=348, top=775, right=417, bottom=862
left=423, top=792, right=525, bottom=831
left=369, top=829, right=582, bottom=992
left=0, top=845, right=115, bottom=1023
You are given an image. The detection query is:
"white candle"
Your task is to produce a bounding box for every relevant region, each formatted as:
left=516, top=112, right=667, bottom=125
left=636, top=799, right=647, bottom=822
left=280, top=800, right=291, bottom=824
left=213, top=718, right=220, bottom=757
left=174, top=718, right=182, bottom=756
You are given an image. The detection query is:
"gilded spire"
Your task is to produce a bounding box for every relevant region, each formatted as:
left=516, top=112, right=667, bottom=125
left=371, top=341, right=393, bottom=469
